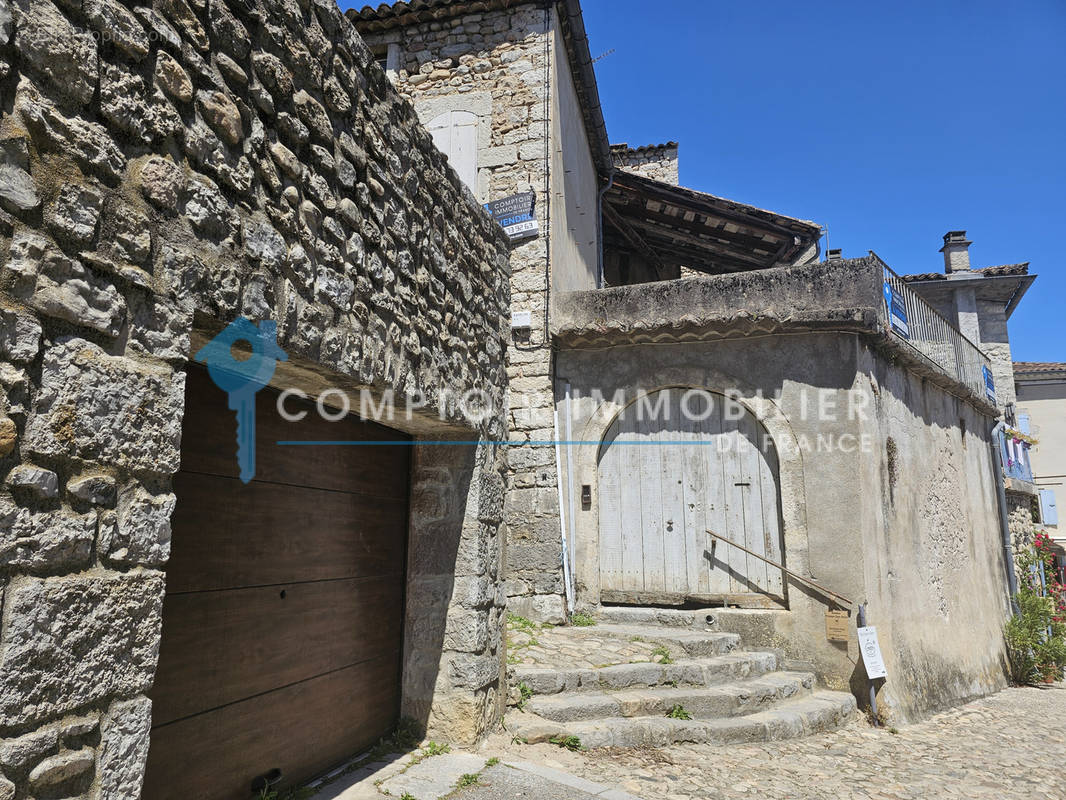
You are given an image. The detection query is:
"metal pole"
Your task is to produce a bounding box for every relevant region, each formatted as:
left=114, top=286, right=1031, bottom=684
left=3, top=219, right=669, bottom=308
left=858, top=603, right=879, bottom=726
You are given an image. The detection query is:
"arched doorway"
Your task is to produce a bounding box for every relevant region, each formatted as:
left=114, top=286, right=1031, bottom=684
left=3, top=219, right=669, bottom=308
left=597, top=388, right=785, bottom=606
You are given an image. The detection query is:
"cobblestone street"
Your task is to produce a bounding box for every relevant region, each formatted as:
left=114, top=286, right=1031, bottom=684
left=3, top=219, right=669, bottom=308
left=491, top=685, right=1066, bottom=799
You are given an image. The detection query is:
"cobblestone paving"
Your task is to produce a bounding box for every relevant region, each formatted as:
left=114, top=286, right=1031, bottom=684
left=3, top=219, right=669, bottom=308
left=492, top=685, right=1066, bottom=799
left=508, top=620, right=672, bottom=669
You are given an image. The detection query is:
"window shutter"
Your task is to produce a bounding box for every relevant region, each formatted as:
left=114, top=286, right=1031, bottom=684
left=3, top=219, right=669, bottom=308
left=1040, top=489, right=1059, bottom=526
left=427, top=111, right=478, bottom=196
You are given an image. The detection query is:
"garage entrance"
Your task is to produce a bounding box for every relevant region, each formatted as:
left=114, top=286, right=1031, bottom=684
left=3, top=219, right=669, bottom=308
left=143, top=368, right=411, bottom=799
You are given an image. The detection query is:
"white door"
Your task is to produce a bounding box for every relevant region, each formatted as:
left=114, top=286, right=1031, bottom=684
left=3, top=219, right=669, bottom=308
left=426, top=110, right=478, bottom=196
left=597, top=388, right=784, bottom=605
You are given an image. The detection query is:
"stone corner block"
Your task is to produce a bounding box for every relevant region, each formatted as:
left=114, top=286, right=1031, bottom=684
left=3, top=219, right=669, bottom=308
left=0, top=573, right=164, bottom=728
left=24, top=339, right=185, bottom=475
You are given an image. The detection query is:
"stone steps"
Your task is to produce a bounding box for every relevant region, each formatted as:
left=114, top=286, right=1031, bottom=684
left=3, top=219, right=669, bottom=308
left=513, top=650, right=779, bottom=695
left=524, top=670, right=815, bottom=722
left=562, top=623, right=742, bottom=657
left=596, top=607, right=720, bottom=628
left=508, top=691, right=858, bottom=749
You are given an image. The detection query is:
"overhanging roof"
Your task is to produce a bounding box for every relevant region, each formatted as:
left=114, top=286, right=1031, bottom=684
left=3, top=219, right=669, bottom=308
left=349, top=0, right=613, bottom=175
left=602, top=170, right=822, bottom=274
left=901, top=263, right=1035, bottom=318
left=1014, top=362, right=1066, bottom=377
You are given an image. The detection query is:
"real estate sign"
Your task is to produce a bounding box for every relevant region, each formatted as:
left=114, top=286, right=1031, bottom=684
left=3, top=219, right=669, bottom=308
left=485, top=192, right=538, bottom=241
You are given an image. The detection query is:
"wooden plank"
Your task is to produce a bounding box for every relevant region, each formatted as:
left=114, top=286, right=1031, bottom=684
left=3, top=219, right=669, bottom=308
left=166, top=472, right=408, bottom=593
left=660, top=390, right=689, bottom=595
left=143, top=657, right=400, bottom=800
left=722, top=413, right=749, bottom=594
left=618, top=409, right=645, bottom=591
left=597, top=419, right=624, bottom=590
left=180, top=367, right=411, bottom=497
left=757, top=432, right=785, bottom=597
left=739, top=414, right=769, bottom=592
left=702, top=398, right=730, bottom=594
left=678, top=389, right=709, bottom=595
left=150, top=576, right=403, bottom=726
left=638, top=398, right=666, bottom=593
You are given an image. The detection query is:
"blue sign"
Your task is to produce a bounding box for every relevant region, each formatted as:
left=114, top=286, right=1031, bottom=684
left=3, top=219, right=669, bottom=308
left=484, top=192, right=538, bottom=240
left=195, top=318, right=287, bottom=483
left=982, top=365, right=996, bottom=405
left=883, top=272, right=909, bottom=339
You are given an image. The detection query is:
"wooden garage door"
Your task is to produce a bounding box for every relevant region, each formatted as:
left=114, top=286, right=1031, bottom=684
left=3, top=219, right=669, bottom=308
left=143, top=368, right=410, bottom=799
left=598, top=388, right=784, bottom=607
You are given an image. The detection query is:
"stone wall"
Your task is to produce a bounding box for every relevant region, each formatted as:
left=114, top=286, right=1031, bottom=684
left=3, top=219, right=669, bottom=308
left=0, top=0, right=510, bottom=794
left=358, top=2, right=595, bottom=623
left=554, top=266, right=1010, bottom=722
left=610, top=143, right=679, bottom=185
left=1007, top=491, right=1037, bottom=565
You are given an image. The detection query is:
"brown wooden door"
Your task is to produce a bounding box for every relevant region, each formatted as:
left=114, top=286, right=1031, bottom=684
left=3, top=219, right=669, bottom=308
left=143, top=368, right=410, bottom=799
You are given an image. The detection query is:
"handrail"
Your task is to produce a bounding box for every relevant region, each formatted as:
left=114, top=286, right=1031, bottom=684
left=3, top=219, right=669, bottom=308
left=707, top=530, right=853, bottom=607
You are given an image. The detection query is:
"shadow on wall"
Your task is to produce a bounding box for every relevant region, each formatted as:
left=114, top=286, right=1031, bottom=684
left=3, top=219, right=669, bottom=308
left=403, top=443, right=481, bottom=734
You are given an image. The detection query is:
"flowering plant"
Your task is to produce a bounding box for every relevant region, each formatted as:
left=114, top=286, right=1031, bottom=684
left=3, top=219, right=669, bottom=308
left=1005, top=532, right=1066, bottom=683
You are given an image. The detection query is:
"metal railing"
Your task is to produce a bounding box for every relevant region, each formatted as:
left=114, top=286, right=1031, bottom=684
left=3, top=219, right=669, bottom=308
left=996, top=427, right=1035, bottom=483
left=706, top=530, right=852, bottom=608
left=880, top=265, right=992, bottom=403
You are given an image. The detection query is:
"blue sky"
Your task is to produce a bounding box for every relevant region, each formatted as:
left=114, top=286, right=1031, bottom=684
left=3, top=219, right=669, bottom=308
left=582, top=0, right=1065, bottom=361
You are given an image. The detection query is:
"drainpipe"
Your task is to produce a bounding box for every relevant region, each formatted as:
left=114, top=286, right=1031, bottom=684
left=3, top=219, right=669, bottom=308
left=553, top=391, right=575, bottom=614
left=596, top=169, right=616, bottom=288
left=991, top=420, right=1020, bottom=615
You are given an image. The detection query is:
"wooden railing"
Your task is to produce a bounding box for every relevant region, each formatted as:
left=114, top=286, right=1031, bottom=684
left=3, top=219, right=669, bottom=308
left=707, top=530, right=852, bottom=608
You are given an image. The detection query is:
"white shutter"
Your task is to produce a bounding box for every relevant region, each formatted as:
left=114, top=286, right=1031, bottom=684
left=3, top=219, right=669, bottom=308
left=426, top=110, right=478, bottom=196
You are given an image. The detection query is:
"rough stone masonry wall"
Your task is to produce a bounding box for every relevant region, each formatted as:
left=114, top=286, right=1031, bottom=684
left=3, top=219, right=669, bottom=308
left=611, top=144, right=679, bottom=185
left=0, top=0, right=510, bottom=794
left=360, top=5, right=570, bottom=622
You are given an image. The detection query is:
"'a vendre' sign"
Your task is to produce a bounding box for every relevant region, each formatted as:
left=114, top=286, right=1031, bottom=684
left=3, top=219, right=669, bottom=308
left=484, top=192, right=538, bottom=241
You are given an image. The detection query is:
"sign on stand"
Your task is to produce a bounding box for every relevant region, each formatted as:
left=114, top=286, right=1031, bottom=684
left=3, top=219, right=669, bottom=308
left=857, top=625, right=887, bottom=679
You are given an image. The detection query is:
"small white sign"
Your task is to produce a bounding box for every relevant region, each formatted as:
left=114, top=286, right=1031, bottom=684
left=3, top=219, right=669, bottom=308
left=510, top=310, right=533, bottom=330
left=857, top=625, right=887, bottom=679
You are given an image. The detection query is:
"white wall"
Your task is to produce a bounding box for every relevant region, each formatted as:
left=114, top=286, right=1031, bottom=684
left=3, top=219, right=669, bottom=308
left=1017, top=379, right=1066, bottom=510
left=549, top=8, right=600, bottom=293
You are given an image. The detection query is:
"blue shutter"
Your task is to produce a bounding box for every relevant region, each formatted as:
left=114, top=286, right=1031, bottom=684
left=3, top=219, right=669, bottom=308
left=1040, top=489, right=1059, bottom=526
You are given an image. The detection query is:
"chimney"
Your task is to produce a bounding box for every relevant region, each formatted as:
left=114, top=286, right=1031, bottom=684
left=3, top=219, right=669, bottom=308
left=940, top=230, right=972, bottom=274
left=826, top=248, right=843, bottom=261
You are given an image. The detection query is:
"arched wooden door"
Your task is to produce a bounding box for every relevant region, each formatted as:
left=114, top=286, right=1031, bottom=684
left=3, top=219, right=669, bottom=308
left=597, top=388, right=784, bottom=607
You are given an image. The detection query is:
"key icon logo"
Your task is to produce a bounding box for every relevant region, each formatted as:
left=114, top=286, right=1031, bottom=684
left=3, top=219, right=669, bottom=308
left=195, top=318, right=287, bottom=483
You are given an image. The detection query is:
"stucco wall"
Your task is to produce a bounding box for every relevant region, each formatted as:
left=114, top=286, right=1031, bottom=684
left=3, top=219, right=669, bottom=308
left=549, top=10, right=598, bottom=293
left=856, top=342, right=1010, bottom=721
left=554, top=328, right=1008, bottom=722
left=0, top=0, right=511, bottom=794
left=1016, top=379, right=1066, bottom=497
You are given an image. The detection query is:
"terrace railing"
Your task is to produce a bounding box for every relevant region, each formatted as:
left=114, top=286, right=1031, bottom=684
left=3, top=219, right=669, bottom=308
left=880, top=265, right=993, bottom=404
left=997, top=427, right=1035, bottom=484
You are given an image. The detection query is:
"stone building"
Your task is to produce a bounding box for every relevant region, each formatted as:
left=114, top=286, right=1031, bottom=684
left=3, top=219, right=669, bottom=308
left=355, top=0, right=1034, bottom=733
left=611, top=141, right=679, bottom=185
left=901, top=230, right=1034, bottom=416
left=0, top=0, right=511, bottom=797
left=352, top=0, right=823, bottom=623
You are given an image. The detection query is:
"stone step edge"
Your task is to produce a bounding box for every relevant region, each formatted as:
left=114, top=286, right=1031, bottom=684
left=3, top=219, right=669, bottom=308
left=511, top=651, right=781, bottom=695
left=557, top=624, right=743, bottom=656
left=597, top=606, right=788, bottom=629
left=507, top=691, right=858, bottom=749
left=523, top=671, right=816, bottom=722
